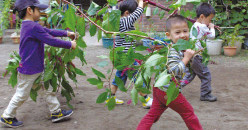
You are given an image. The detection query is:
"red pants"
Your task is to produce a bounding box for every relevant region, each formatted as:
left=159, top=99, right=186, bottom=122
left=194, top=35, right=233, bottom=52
left=137, top=87, right=202, bottom=130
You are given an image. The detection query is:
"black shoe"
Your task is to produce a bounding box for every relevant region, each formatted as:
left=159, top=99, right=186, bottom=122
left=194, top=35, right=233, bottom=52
left=200, top=94, right=217, bottom=102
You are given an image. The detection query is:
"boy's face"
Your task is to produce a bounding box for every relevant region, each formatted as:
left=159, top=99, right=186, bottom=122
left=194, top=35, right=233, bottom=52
left=201, top=14, right=214, bottom=26
left=166, top=22, right=189, bottom=44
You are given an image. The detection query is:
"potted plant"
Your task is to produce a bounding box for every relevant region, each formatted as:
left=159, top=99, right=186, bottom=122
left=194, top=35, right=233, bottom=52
left=222, top=24, right=245, bottom=56
left=11, top=14, right=21, bottom=44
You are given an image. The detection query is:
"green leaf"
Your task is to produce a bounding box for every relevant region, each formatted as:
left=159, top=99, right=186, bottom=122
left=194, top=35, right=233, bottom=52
left=44, top=67, right=53, bottom=82
left=76, top=16, right=85, bottom=36
left=136, top=87, right=151, bottom=94
left=76, top=48, right=87, bottom=65
left=166, top=82, right=179, bottom=105
left=97, top=81, right=104, bottom=89
left=154, top=70, right=171, bottom=87
left=92, top=68, right=106, bottom=79
left=115, top=76, right=127, bottom=92
left=64, top=5, right=76, bottom=31
left=89, top=23, right=97, bottom=36
left=153, top=7, right=159, bottom=15
left=61, top=88, right=72, bottom=104
left=131, top=87, right=138, bottom=105
left=96, top=92, right=108, bottom=103
left=30, top=89, right=38, bottom=102
left=63, top=50, right=74, bottom=64
left=50, top=75, right=57, bottom=92
left=87, top=2, right=101, bottom=16
left=107, top=0, right=118, bottom=6
left=75, top=68, right=86, bottom=76
left=62, top=79, right=74, bottom=94
left=173, top=39, right=194, bottom=51
left=87, top=78, right=101, bottom=85
left=8, top=70, right=18, bottom=88
left=97, top=61, right=109, bottom=67
left=102, top=10, right=121, bottom=32
left=145, top=54, right=165, bottom=67
left=106, top=97, right=116, bottom=110
left=98, top=6, right=108, bottom=16
left=138, top=95, right=146, bottom=103
left=192, top=27, right=198, bottom=38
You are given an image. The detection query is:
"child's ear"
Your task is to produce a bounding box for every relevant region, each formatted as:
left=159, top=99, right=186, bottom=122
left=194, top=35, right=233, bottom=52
left=199, top=14, right=205, bottom=19
left=165, top=32, right=170, bottom=39
left=124, top=11, right=130, bottom=16
left=26, top=7, right=33, bottom=15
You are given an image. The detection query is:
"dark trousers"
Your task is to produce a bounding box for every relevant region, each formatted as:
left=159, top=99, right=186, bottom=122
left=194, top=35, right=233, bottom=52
left=182, top=55, right=212, bottom=97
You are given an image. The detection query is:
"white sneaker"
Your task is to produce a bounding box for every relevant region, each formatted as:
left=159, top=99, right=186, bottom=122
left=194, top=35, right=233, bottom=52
left=142, top=96, right=153, bottom=109
left=106, top=96, right=124, bottom=105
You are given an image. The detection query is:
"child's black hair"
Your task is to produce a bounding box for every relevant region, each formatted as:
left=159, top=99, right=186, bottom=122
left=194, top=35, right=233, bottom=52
left=119, top=0, right=138, bottom=16
left=165, top=15, right=188, bottom=32
left=196, top=3, right=215, bottom=18
left=13, top=6, right=36, bottom=19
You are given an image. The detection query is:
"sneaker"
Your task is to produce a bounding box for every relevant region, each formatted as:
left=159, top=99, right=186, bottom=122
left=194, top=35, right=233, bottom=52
left=0, top=116, right=23, bottom=128
left=142, top=96, right=153, bottom=109
left=200, top=94, right=217, bottom=102
left=51, top=110, right=73, bottom=123
left=106, top=96, right=124, bottom=105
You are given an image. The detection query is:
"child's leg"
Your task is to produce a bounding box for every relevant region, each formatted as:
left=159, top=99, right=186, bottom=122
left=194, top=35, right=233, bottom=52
left=45, top=86, right=61, bottom=114
left=168, top=93, right=203, bottom=130
left=192, top=56, right=212, bottom=97
left=2, top=73, right=41, bottom=118
left=137, top=87, right=167, bottom=130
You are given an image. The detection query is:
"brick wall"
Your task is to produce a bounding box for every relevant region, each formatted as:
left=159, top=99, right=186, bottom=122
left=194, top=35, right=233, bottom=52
left=137, top=1, right=194, bottom=32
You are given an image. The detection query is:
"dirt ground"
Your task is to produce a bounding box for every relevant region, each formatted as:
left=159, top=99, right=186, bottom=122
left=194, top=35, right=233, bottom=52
left=0, top=42, right=248, bottom=130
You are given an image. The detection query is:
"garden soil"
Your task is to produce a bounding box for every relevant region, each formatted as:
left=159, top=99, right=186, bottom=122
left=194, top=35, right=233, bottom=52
left=0, top=42, right=248, bottom=130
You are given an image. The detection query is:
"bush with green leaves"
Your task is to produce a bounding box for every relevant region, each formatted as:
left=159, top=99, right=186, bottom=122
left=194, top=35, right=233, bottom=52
left=211, top=0, right=248, bottom=36
left=5, top=0, right=210, bottom=110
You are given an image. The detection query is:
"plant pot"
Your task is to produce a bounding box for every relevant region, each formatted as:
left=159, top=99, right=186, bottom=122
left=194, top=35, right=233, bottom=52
left=102, top=37, right=113, bottom=48
left=223, top=46, right=237, bottom=57
left=11, top=36, right=20, bottom=44
left=0, top=36, right=3, bottom=44
left=206, top=39, right=223, bottom=55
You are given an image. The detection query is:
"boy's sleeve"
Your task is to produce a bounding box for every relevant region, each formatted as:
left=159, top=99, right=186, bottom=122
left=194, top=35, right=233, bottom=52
left=123, top=7, right=144, bottom=30
left=32, top=24, right=71, bottom=49
left=167, top=48, right=186, bottom=78
left=43, top=27, right=68, bottom=37
left=201, top=25, right=215, bottom=39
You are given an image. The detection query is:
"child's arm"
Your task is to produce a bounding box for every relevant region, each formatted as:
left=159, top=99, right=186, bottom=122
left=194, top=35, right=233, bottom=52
left=32, top=24, right=76, bottom=49
left=42, top=28, right=70, bottom=37
left=201, top=23, right=215, bottom=39
left=167, top=49, right=194, bottom=77
left=123, top=1, right=144, bottom=30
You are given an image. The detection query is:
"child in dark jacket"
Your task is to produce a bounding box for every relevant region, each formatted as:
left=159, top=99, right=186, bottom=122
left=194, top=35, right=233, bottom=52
left=1, top=0, right=77, bottom=128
